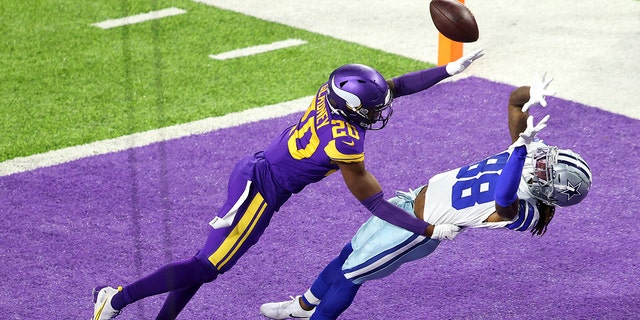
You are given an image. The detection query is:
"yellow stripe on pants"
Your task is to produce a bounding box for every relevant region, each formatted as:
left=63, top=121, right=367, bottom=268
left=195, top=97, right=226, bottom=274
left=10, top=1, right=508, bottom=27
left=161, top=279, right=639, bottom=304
left=209, top=192, right=267, bottom=269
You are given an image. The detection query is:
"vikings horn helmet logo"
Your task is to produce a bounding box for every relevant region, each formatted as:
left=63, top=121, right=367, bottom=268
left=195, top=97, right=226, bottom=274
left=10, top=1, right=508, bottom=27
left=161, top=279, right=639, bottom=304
left=326, top=64, right=393, bottom=130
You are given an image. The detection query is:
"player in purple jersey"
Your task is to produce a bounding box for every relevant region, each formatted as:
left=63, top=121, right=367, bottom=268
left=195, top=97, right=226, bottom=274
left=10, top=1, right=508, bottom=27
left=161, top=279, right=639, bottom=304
left=259, top=74, right=592, bottom=320
left=91, top=49, right=485, bottom=319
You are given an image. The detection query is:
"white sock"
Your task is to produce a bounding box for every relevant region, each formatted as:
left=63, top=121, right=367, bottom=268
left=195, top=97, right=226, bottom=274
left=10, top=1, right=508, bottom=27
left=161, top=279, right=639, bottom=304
left=303, top=289, right=321, bottom=306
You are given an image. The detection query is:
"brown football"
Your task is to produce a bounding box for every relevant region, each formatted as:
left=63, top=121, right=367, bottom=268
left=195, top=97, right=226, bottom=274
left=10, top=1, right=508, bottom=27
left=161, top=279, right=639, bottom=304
left=429, top=0, right=479, bottom=43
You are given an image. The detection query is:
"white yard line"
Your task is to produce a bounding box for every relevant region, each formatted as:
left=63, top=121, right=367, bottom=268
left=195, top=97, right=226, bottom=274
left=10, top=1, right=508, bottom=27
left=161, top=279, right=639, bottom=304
left=209, top=39, right=307, bottom=60
left=92, top=7, right=187, bottom=29
left=0, top=96, right=312, bottom=177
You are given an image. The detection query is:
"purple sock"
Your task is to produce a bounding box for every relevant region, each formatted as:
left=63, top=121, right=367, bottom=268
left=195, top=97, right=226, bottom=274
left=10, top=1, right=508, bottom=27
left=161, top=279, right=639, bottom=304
left=156, top=284, right=203, bottom=320
left=110, top=256, right=217, bottom=310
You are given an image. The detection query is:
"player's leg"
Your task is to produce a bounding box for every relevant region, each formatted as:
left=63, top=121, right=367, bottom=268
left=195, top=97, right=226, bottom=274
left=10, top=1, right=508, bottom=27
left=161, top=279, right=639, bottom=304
left=155, top=284, right=202, bottom=320
left=308, top=189, right=437, bottom=318
left=196, top=188, right=275, bottom=273
left=150, top=183, right=276, bottom=319
left=97, top=256, right=217, bottom=318
left=305, top=243, right=353, bottom=304
left=93, top=154, right=273, bottom=320
left=310, top=274, right=360, bottom=320
left=259, top=244, right=353, bottom=319
left=306, top=215, right=422, bottom=319
left=93, top=256, right=217, bottom=320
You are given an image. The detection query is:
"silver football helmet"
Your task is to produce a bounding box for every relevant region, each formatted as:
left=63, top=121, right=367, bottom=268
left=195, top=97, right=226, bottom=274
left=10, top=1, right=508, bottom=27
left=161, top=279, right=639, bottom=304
left=528, top=146, right=592, bottom=207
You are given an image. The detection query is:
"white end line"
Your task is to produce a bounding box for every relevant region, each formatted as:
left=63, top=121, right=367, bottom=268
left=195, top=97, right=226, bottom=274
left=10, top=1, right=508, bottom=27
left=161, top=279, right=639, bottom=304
left=209, top=39, right=307, bottom=60
left=92, top=7, right=187, bottom=29
left=0, top=96, right=312, bottom=177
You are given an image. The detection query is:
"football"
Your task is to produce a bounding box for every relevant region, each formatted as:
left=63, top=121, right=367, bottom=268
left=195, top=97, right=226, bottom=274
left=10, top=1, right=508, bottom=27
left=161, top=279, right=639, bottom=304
left=429, top=0, right=479, bottom=43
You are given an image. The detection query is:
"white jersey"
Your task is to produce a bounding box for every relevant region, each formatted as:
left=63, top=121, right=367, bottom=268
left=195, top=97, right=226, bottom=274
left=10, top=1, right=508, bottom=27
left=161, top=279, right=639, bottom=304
left=421, top=143, right=544, bottom=231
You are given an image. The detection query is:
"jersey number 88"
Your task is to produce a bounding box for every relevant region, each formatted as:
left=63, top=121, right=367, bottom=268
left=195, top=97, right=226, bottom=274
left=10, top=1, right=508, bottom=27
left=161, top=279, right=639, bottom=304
left=451, top=152, right=509, bottom=210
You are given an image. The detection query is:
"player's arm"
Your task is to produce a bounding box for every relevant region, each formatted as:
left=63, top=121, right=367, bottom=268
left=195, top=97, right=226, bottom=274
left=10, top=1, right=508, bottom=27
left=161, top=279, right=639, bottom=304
left=337, top=160, right=443, bottom=238
left=495, top=115, right=549, bottom=219
left=498, top=74, right=555, bottom=219
left=493, top=145, right=527, bottom=220
left=386, top=48, right=484, bottom=98
left=507, top=86, right=532, bottom=143
left=508, top=73, right=555, bottom=142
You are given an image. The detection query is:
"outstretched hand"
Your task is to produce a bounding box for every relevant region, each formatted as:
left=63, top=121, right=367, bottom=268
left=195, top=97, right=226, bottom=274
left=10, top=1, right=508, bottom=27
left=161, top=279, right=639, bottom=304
left=445, top=48, right=485, bottom=76
left=522, top=72, right=555, bottom=112
left=512, top=115, right=550, bottom=148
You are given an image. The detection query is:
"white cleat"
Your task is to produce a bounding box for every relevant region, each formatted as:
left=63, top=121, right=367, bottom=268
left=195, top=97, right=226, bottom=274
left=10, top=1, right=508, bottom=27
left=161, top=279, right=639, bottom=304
left=260, top=295, right=315, bottom=319
left=260, top=296, right=315, bottom=319
left=92, top=286, right=122, bottom=320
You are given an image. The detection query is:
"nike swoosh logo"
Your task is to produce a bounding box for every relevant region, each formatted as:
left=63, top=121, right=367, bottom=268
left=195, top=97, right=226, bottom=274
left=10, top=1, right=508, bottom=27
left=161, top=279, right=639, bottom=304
left=342, top=140, right=355, bottom=146
left=288, top=313, right=309, bottom=319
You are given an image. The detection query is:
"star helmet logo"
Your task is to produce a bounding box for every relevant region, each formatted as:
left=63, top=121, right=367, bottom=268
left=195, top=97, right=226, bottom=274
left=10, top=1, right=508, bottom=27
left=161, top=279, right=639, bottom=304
left=560, top=180, right=582, bottom=200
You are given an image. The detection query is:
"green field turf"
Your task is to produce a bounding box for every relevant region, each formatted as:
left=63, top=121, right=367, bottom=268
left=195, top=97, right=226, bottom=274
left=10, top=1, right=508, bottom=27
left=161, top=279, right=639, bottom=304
left=0, top=0, right=432, bottom=163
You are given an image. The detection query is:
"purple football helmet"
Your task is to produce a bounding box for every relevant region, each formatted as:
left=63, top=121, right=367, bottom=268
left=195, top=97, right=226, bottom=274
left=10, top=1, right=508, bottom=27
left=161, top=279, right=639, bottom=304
left=326, top=64, right=393, bottom=130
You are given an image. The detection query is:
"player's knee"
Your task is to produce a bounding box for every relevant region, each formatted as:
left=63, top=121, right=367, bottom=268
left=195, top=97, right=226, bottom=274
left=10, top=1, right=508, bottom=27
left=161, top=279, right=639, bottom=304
left=192, top=257, right=219, bottom=283
left=337, top=243, right=353, bottom=260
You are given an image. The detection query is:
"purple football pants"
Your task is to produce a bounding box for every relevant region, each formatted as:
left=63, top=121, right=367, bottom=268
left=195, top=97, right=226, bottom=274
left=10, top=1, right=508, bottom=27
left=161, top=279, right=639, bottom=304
left=113, top=152, right=289, bottom=319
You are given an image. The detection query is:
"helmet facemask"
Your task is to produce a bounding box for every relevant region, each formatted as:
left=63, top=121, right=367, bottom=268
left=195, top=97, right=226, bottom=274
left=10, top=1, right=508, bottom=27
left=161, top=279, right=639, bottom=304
left=348, top=90, right=393, bottom=130
left=528, top=146, right=559, bottom=206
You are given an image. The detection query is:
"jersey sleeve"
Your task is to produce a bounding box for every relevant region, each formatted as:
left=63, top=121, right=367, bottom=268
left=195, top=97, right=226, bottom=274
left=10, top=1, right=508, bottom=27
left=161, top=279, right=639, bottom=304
left=324, top=131, right=366, bottom=163
left=505, top=199, right=540, bottom=232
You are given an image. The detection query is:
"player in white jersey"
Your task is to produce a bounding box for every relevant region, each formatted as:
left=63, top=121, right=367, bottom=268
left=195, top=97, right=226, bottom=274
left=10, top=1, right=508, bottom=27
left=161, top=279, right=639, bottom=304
left=259, top=74, right=593, bottom=320
left=418, top=139, right=550, bottom=229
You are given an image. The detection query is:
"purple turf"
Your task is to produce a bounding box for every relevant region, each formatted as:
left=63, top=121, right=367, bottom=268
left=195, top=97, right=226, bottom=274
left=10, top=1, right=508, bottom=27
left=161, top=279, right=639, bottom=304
left=1, top=77, right=638, bottom=319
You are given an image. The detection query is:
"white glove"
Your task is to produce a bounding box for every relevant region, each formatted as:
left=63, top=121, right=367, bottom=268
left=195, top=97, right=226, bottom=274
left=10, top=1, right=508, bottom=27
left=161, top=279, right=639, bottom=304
left=445, top=48, right=485, bottom=76
left=522, top=72, right=555, bottom=112
left=512, top=115, right=550, bottom=147
left=431, top=224, right=462, bottom=241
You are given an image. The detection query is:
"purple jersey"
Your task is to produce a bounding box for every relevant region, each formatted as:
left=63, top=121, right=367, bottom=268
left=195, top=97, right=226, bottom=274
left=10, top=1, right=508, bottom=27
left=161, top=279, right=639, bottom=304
left=264, top=83, right=367, bottom=194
